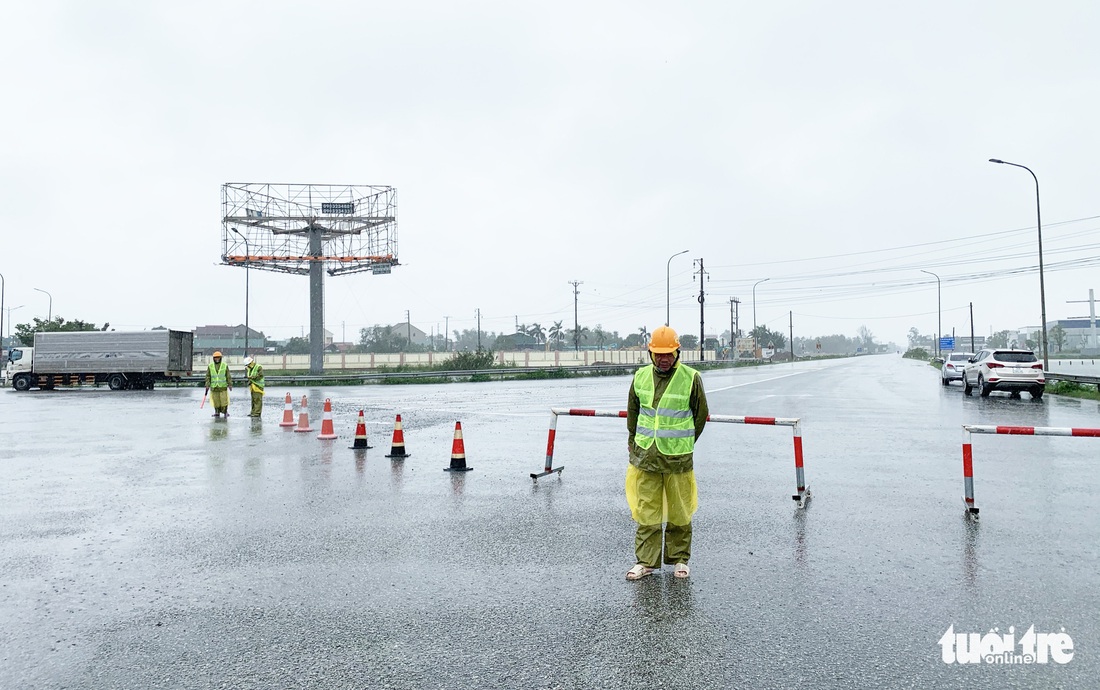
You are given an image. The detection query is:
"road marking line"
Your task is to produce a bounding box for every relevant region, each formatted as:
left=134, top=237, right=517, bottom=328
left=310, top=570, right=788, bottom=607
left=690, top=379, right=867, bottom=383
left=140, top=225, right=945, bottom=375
left=708, top=370, right=812, bottom=393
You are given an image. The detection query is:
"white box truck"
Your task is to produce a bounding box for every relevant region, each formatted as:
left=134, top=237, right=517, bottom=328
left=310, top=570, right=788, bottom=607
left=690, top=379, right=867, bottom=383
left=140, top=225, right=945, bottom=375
left=3, top=330, right=193, bottom=391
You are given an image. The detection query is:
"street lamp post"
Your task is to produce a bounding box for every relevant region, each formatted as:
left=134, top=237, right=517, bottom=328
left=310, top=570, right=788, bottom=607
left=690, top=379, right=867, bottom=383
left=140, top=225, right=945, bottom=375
left=34, top=288, right=52, bottom=324
left=231, top=228, right=251, bottom=355
left=666, top=249, right=689, bottom=326
left=920, top=269, right=941, bottom=358
left=0, top=271, right=4, bottom=357
left=752, top=278, right=770, bottom=358
left=6, top=305, right=24, bottom=341
left=989, top=158, right=1048, bottom=370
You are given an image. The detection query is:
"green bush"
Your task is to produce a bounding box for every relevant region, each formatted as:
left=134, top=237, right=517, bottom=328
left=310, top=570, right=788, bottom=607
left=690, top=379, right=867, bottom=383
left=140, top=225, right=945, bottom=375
left=449, top=350, right=496, bottom=370
left=903, top=347, right=931, bottom=361
left=1047, top=380, right=1100, bottom=401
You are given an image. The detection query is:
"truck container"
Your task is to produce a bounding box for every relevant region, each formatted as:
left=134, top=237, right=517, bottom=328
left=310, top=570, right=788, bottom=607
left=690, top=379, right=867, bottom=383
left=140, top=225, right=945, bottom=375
left=3, top=330, right=193, bottom=391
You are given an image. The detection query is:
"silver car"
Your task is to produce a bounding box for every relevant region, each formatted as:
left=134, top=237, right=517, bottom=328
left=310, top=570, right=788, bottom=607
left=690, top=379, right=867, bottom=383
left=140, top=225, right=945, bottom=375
left=962, top=349, right=1045, bottom=399
left=940, top=352, right=974, bottom=385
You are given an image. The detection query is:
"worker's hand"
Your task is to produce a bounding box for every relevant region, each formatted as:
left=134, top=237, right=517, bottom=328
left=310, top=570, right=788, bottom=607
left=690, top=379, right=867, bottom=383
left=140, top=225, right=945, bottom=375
left=204, top=387, right=209, bottom=395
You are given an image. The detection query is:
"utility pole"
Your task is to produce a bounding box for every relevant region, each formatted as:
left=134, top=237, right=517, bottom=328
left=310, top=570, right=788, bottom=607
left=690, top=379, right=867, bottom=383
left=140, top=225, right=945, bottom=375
left=789, top=311, right=794, bottom=361
left=729, top=297, right=740, bottom=356
left=475, top=308, right=481, bottom=352
left=405, top=310, right=411, bottom=351
left=694, top=258, right=707, bottom=361
left=568, top=280, right=583, bottom=352
left=444, top=315, right=450, bottom=352
left=970, top=302, right=975, bottom=353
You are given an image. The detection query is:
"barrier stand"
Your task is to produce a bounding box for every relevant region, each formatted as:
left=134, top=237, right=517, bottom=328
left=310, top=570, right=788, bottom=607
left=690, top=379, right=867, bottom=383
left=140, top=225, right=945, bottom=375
left=532, top=407, right=811, bottom=508
left=962, top=424, right=1100, bottom=518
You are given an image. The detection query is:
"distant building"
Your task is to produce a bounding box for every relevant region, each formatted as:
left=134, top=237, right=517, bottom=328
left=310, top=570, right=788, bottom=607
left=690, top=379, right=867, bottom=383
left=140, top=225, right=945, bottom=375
left=390, top=322, right=429, bottom=347
left=496, top=332, right=540, bottom=350
left=193, top=324, right=267, bottom=356
left=1048, top=318, right=1100, bottom=354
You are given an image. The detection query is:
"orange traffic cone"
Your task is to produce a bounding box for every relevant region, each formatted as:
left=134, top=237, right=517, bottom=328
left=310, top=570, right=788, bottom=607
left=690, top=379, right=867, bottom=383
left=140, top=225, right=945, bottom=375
left=444, top=421, right=473, bottom=472
left=384, top=414, right=410, bottom=458
left=279, top=392, right=296, bottom=427
left=349, top=410, right=373, bottom=450
left=294, top=395, right=314, bottom=432
left=317, top=398, right=338, bottom=440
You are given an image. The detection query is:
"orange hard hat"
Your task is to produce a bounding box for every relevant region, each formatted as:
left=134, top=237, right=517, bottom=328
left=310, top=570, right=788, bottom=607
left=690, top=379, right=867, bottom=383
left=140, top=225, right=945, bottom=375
left=213, top=351, right=223, bottom=358
left=648, top=326, right=680, bottom=353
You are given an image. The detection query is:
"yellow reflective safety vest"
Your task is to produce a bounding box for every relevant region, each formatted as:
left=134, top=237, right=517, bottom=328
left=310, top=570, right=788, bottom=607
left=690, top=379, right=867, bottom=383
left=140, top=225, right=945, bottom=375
left=207, top=361, right=229, bottom=389
left=247, top=363, right=265, bottom=393
left=632, top=363, right=698, bottom=455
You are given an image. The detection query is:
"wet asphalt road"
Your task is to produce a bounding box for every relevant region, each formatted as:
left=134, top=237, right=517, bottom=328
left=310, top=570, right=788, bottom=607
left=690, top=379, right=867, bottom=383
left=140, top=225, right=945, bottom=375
left=2, top=354, right=1098, bottom=689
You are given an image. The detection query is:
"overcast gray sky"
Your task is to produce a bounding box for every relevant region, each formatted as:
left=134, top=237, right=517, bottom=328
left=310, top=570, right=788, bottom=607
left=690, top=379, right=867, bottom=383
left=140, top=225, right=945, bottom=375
left=3, top=1, right=1098, bottom=349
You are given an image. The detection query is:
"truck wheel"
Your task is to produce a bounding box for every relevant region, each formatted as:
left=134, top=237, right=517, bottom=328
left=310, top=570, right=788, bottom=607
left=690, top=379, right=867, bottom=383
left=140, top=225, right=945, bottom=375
left=108, top=374, right=126, bottom=391
left=13, top=374, right=33, bottom=391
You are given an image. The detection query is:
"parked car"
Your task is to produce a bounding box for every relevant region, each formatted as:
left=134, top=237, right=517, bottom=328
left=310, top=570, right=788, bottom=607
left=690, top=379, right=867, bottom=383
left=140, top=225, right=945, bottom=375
left=962, top=349, right=1045, bottom=399
left=940, top=352, right=974, bottom=385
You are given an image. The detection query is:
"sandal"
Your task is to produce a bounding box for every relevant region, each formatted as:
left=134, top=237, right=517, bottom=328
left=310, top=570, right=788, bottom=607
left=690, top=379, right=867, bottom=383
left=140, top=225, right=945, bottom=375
left=626, top=564, right=656, bottom=581
left=673, top=563, right=690, bottom=579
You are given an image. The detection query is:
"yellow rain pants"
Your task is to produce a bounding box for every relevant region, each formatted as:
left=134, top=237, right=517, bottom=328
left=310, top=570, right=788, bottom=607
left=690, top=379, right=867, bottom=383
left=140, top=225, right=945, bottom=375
left=625, top=464, right=698, bottom=567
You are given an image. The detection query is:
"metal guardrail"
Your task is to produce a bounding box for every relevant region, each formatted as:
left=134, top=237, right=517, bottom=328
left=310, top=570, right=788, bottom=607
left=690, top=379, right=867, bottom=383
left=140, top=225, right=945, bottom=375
left=1044, top=371, right=1100, bottom=390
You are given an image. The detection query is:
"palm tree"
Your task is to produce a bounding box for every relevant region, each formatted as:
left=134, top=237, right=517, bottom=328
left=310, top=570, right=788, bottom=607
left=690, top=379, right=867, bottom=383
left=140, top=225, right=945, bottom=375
left=526, top=322, right=545, bottom=345
left=593, top=324, right=608, bottom=350
left=568, top=326, right=590, bottom=350
left=548, top=321, right=565, bottom=350
left=638, top=326, right=650, bottom=347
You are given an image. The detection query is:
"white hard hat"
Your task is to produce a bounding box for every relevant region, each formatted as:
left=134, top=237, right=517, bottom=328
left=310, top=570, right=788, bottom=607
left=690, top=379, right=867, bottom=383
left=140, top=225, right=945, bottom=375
left=243, top=356, right=254, bottom=365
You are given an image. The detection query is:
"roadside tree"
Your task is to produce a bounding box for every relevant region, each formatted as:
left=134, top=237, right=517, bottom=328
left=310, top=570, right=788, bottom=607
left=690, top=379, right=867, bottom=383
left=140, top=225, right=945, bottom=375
left=15, top=316, right=110, bottom=346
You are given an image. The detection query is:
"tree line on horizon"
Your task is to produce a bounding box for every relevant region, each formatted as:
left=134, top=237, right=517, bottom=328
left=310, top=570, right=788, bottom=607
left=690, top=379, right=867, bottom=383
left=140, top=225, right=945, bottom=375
left=6, top=315, right=880, bottom=357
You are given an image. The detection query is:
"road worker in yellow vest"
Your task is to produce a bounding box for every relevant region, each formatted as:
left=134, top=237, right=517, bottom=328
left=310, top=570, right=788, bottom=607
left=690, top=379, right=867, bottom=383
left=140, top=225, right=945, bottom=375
left=204, top=351, right=233, bottom=418
left=625, top=326, right=709, bottom=580
left=243, top=356, right=265, bottom=417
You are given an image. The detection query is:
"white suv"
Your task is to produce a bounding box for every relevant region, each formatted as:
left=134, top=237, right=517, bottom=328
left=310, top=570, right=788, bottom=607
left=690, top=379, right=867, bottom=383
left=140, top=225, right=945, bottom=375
left=962, top=349, right=1045, bottom=399
left=941, top=352, right=973, bottom=385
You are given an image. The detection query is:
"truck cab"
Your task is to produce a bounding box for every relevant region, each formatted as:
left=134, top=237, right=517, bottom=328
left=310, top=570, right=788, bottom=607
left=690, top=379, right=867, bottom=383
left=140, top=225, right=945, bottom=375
left=3, top=347, right=32, bottom=389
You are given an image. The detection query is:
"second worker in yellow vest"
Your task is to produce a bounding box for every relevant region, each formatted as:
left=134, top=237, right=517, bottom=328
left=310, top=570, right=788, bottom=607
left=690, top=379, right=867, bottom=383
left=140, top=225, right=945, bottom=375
left=625, top=326, right=709, bottom=581
left=244, top=356, right=265, bottom=417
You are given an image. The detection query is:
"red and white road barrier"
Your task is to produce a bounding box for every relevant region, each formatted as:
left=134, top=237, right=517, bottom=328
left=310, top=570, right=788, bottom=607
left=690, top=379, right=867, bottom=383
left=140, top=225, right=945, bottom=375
left=533, top=408, right=810, bottom=507
left=962, top=424, right=1100, bottom=516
